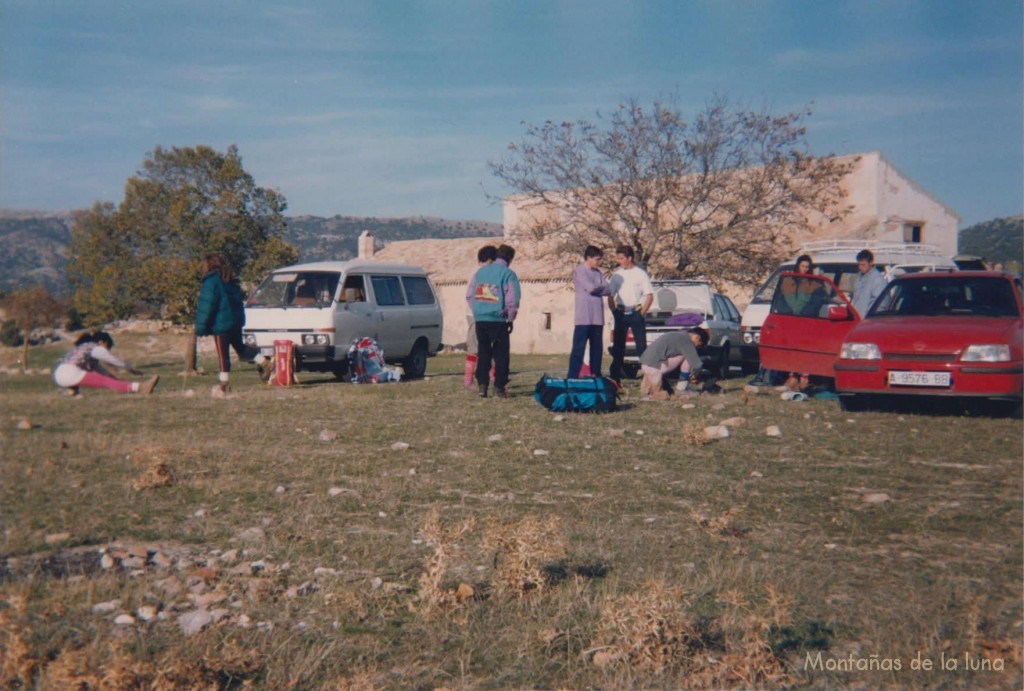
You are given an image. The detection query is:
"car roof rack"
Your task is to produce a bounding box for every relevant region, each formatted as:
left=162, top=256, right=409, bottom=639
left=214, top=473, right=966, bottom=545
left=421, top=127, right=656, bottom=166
left=799, top=240, right=946, bottom=257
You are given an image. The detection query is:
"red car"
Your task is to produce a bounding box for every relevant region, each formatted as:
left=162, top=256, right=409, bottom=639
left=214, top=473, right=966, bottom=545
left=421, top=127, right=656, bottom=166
left=760, top=271, right=1024, bottom=413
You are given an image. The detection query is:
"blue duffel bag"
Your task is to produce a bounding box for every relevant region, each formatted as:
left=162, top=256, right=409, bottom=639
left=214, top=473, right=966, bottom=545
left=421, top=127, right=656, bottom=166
left=533, top=375, right=620, bottom=413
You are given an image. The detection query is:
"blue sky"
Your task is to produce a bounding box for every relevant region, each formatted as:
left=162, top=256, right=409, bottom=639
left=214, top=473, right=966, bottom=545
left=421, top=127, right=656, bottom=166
left=1, top=1, right=1021, bottom=227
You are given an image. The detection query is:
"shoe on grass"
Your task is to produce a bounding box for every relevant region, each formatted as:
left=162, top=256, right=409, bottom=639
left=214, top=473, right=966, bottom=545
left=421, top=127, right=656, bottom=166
left=139, top=375, right=160, bottom=395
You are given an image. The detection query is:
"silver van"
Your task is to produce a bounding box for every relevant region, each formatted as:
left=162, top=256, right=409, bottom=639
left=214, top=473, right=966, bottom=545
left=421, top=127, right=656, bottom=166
left=242, top=260, right=443, bottom=379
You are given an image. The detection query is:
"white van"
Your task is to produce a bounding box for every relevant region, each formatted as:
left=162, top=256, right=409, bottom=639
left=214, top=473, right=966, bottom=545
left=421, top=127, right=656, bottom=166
left=738, top=241, right=956, bottom=373
left=242, top=260, right=443, bottom=379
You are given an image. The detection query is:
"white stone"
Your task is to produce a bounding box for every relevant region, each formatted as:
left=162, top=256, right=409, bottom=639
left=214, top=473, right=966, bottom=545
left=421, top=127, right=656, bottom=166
left=704, top=425, right=730, bottom=440
left=487, top=434, right=502, bottom=442
left=100, top=553, right=116, bottom=570
left=750, top=471, right=764, bottom=478
left=114, top=614, right=136, bottom=626
left=313, top=567, right=339, bottom=578
left=237, top=527, right=266, bottom=544
left=136, top=606, right=158, bottom=622
left=765, top=425, right=782, bottom=437
left=391, top=441, right=410, bottom=451
left=370, top=577, right=383, bottom=591
left=92, top=599, right=121, bottom=614
left=318, top=430, right=337, bottom=442
left=177, top=609, right=214, bottom=636
left=553, top=415, right=564, bottom=422
left=533, top=449, right=550, bottom=456
left=275, top=485, right=286, bottom=494
left=862, top=492, right=891, bottom=504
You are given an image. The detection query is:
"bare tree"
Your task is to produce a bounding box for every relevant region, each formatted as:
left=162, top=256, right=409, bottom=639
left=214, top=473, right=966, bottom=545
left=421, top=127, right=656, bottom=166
left=491, top=96, right=855, bottom=288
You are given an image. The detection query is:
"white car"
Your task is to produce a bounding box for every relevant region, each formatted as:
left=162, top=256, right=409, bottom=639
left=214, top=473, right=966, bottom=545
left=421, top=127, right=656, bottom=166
left=609, top=280, right=743, bottom=378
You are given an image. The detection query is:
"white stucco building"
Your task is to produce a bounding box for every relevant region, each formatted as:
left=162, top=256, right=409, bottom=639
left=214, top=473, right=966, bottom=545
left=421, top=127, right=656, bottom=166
left=376, top=152, right=960, bottom=354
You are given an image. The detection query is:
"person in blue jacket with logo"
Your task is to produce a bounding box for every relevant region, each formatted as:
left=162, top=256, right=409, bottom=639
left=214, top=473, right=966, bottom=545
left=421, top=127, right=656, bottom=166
left=466, top=244, right=521, bottom=398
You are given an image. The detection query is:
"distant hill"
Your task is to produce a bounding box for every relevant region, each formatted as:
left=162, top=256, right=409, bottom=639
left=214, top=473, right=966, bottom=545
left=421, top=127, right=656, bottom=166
left=958, top=216, right=1023, bottom=268
left=286, top=215, right=502, bottom=263
left=0, top=210, right=503, bottom=293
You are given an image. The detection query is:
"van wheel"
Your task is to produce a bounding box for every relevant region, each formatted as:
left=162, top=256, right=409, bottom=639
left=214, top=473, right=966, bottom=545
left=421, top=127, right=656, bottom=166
left=403, top=342, right=428, bottom=380
left=332, top=362, right=349, bottom=381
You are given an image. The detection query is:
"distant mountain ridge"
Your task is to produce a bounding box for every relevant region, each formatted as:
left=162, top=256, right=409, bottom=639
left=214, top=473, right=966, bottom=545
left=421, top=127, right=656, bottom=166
left=957, top=215, right=1022, bottom=268
left=0, top=210, right=503, bottom=293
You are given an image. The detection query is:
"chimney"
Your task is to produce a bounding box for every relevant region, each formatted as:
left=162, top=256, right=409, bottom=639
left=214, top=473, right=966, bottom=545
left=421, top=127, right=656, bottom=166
left=358, top=230, right=374, bottom=259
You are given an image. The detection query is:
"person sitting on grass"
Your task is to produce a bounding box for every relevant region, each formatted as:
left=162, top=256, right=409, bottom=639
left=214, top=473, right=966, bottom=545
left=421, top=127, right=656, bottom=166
left=52, top=331, right=159, bottom=397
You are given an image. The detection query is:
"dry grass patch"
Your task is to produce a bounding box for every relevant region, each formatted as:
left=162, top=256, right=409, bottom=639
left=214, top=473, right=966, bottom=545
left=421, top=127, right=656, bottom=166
left=129, top=444, right=178, bottom=491
left=416, top=505, right=477, bottom=617
left=587, top=579, right=799, bottom=686
left=481, top=513, right=567, bottom=598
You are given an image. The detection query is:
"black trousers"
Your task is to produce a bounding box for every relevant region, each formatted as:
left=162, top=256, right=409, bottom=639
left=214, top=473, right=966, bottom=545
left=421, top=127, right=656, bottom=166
left=609, top=310, right=647, bottom=382
left=475, top=321, right=510, bottom=389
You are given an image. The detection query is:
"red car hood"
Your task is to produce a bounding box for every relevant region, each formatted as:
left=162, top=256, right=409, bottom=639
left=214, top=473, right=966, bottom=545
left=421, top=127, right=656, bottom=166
left=847, top=315, right=1023, bottom=354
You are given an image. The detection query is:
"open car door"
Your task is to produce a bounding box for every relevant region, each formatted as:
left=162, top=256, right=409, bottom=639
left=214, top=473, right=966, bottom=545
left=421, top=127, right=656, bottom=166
left=759, top=273, right=860, bottom=378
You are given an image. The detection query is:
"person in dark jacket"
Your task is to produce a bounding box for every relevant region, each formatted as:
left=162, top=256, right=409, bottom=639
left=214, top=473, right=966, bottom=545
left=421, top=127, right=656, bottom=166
left=195, top=254, right=266, bottom=395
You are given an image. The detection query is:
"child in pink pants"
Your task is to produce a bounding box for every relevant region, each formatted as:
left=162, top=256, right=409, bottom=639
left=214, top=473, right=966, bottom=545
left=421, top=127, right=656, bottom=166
left=52, top=332, right=158, bottom=396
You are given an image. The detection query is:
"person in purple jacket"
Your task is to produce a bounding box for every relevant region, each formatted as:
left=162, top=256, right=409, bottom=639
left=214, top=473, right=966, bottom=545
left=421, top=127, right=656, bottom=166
left=568, top=245, right=612, bottom=378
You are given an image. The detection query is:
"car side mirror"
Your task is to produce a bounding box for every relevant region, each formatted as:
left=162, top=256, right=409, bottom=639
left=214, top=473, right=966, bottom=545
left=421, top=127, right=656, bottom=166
left=827, top=305, right=851, bottom=321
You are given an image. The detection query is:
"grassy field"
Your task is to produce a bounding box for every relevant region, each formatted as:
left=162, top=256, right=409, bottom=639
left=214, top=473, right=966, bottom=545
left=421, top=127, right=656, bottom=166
left=1, top=331, right=1021, bottom=689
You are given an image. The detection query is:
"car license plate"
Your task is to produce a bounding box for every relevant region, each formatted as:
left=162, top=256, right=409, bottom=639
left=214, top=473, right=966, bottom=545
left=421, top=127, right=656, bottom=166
left=887, top=371, right=950, bottom=387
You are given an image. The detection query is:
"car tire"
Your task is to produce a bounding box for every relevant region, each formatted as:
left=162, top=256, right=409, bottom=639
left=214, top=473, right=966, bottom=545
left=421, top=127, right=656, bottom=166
left=839, top=394, right=867, bottom=412
left=402, top=341, right=428, bottom=380
left=717, top=343, right=731, bottom=380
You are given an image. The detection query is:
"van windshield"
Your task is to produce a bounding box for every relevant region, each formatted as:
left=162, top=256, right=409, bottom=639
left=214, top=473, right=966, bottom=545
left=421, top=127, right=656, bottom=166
left=247, top=271, right=341, bottom=308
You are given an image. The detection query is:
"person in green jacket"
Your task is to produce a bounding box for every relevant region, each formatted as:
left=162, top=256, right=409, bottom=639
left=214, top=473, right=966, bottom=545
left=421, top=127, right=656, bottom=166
left=195, top=254, right=269, bottom=395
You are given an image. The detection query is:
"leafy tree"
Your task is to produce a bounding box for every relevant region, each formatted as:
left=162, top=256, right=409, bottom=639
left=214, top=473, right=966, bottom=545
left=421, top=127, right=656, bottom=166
left=67, top=144, right=292, bottom=369
left=491, top=96, right=854, bottom=288
left=0, top=285, right=65, bottom=371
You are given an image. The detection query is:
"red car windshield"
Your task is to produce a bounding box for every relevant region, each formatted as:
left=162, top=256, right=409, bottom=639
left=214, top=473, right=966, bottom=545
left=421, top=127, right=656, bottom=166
left=869, top=276, right=1020, bottom=318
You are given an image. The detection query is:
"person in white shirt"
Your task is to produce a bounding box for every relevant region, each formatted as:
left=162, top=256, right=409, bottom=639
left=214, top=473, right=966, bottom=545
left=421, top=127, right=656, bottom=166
left=607, top=245, right=654, bottom=384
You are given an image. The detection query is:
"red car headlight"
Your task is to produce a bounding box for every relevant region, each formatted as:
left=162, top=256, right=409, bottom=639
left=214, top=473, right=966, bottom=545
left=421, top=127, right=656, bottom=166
left=960, top=344, right=1011, bottom=362
left=839, top=343, right=881, bottom=360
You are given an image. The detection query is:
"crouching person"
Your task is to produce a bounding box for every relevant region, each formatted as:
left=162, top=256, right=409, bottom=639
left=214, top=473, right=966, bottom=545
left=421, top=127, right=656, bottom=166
left=639, top=327, right=709, bottom=400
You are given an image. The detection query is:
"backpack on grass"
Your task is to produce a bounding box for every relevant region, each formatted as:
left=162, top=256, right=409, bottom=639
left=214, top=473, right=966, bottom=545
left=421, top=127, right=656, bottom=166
left=533, top=375, right=620, bottom=413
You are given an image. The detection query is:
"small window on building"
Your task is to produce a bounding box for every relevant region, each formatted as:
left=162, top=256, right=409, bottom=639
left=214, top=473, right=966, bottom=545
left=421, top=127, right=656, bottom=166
left=903, top=223, right=923, bottom=243
left=543, top=312, right=552, bottom=331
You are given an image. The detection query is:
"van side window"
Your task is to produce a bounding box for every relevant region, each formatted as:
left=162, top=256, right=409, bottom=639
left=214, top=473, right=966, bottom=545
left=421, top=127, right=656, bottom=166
left=370, top=275, right=405, bottom=306
left=341, top=275, right=365, bottom=302
left=402, top=276, right=435, bottom=305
